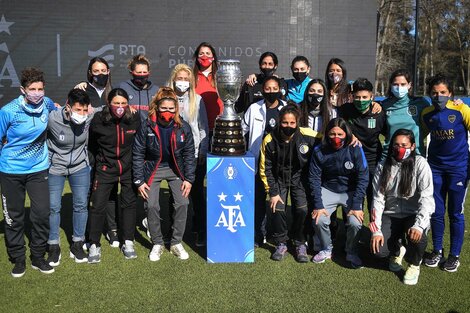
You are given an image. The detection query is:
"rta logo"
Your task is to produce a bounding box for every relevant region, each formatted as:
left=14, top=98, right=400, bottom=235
left=88, top=44, right=146, bottom=68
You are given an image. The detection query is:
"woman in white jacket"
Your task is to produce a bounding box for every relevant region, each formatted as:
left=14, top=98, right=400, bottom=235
left=167, top=63, right=209, bottom=247
left=242, top=76, right=287, bottom=247
left=369, top=128, right=435, bottom=285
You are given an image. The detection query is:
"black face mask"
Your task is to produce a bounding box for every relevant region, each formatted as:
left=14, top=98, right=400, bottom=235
left=306, top=93, right=323, bottom=109
left=263, top=91, right=281, bottom=104
left=261, top=68, right=276, bottom=78
left=293, top=72, right=308, bottom=82
left=280, top=126, right=296, bottom=137
left=132, top=74, right=149, bottom=88
left=92, top=74, right=109, bottom=88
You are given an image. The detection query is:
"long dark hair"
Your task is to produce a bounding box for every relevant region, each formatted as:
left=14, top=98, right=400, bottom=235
left=380, top=129, right=416, bottom=197
left=87, top=57, right=112, bottom=100
left=299, top=78, right=331, bottom=135
left=325, top=58, right=350, bottom=106
left=193, top=42, right=218, bottom=88
left=387, top=69, right=412, bottom=98
left=321, top=117, right=353, bottom=148
left=101, top=88, right=133, bottom=124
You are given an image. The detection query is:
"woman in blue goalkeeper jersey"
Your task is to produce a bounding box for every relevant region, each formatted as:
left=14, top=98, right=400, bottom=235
left=421, top=74, right=470, bottom=273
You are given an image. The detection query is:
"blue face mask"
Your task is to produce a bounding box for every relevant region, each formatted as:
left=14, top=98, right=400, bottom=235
left=391, top=85, right=409, bottom=99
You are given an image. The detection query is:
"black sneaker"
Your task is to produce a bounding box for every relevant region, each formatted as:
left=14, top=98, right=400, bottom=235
left=31, top=258, right=55, bottom=274
left=296, top=244, right=309, bottom=263
left=70, top=241, right=88, bottom=263
left=443, top=255, right=460, bottom=273
left=106, top=230, right=120, bottom=248
left=424, top=250, right=443, bottom=268
left=271, top=243, right=288, bottom=261
left=11, top=260, right=26, bottom=278
left=47, top=244, right=61, bottom=267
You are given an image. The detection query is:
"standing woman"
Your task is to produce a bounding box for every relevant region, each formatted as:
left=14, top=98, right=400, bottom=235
left=381, top=69, right=430, bottom=158
left=0, top=67, right=57, bottom=277
left=309, top=118, right=369, bottom=268
left=87, top=88, right=141, bottom=263
left=299, top=78, right=336, bottom=134
left=325, top=58, right=352, bottom=107
left=119, top=54, right=158, bottom=121
left=285, top=56, right=312, bottom=104
left=167, top=64, right=209, bottom=246
left=259, top=103, right=320, bottom=262
left=46, top=89, right=92, bottom=266
left=421, top=74, right=470, bottom=272
left=133, top=87, right=195, bottom=261
left=242, top=76, right=287, bottom=246
left=370, top=129, right=434, bottom=285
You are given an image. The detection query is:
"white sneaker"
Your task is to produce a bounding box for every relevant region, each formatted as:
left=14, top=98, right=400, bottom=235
left=170, top=243, right=189, bottom=260
left=121, top=240, right=137, bottom=259
left=149, top=244, right=164, bottom=262
left=88, top=244, right=101, bottom=264
left=389, top=245, right=407, bottom=272
left=403, top=264, right=420, bottom=285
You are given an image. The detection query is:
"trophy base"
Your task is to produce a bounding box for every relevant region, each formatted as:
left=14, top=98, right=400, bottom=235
left=211, top=117, right=246, bottom=156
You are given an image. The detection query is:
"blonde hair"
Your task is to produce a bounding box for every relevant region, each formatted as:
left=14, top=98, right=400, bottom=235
left=167, top=64, right=197, bottom=122
left=149, top=87, right=183, bottom=128
left=127, top=54, right=150, bottom=72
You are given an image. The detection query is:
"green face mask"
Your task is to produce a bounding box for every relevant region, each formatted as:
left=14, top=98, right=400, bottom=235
left=353, top=99, right=372, bottom=113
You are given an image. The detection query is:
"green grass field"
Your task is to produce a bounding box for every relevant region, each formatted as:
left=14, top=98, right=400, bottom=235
left=0, top=182, right=469, bottom=313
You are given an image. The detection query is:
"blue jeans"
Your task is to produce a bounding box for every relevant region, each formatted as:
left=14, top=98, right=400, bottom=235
left=48, top=166, right=90, bottom=244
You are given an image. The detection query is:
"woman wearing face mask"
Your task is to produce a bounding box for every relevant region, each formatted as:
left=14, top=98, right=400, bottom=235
left=381, top=69, right=430, bottom=158
left=167, top=64, right=209, bottom=246
left=370, top=129, right=434, bottom=285
left=235, top=52, right=287, bottom=113
left=133, top=87, right=195, bottom=261
left=192, top=42, right=223, bottom=135
left=242, top=76, right=287, bottom=246
left=119, top=54, right=158, bottom=121
left=325, top=58, right=352, bottom=107
left=0, top=67, right=57, bottom=277
left=259, top=103, right=320, bottom=262
left=309, top=118, right=369, bottom=268
left=46, top=89, right=93, bottom=266
left=285, top=56, right=312, bottom=104
left=299, top=78, right=336, bottom=134
left=338, top=78, right=387, bottom=219
left=421, top=74, right=470, bottom=272
left=87, top=88, right=140, bottom=263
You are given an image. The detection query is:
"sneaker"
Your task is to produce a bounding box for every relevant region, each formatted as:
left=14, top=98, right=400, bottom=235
left=31, top=258, right=55, bottom=274
left=271, top=243, right=288, bottom=261
left=296, top=244, right=309, bottom=263
left=47, top=244, right=61, bottom=267
left=389, top=245, right=407, bottom=272
left=70, top=241, right=88, bottom=263
left=443, top=255, right=460, bottom=273
left=403, top=264, right=420, bottom=285
left=121, top=240, right=137, bottom=259
left=170, top=243, right=189, bottom=260
left=312, top=249, right=332, bottom=263
left=11, top=260, right=26, bottom=278
left=149, top=244, right=164, bottom=261
left=346, top=253, right=363, bottom=269
left=196, top=233, right=206, bottom=247
left=106, top=230, right=120, bottom=248
left=142, top=218, right=151, bottom=239
left=88, top=244, right=101, bottom=264
left=424, top=250, right=443, bottom=268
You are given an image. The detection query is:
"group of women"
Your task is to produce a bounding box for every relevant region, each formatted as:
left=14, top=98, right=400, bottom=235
left=1, top=43, right=467, bottom=286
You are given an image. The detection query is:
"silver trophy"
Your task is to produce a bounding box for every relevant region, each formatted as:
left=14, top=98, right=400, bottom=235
left=211, top=60, right=246, bottom=156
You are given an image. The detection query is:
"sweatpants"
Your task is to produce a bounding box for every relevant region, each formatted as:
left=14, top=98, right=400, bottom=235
left=430, top=167, right=467, bottom=257
left=271, top=173, right=308, bottom=246
left=147, top=167, right=189, bottom=246
left=373, top=214, right=427, bottom=266
left=312, top=187, right=362, bottom=254
left=0, top=170, right=50, bottom=263
left=88, top=175, right=137, bottom=246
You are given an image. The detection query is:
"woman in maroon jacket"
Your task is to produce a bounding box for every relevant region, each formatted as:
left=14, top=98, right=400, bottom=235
left=87, top=88, right=140, bottom=263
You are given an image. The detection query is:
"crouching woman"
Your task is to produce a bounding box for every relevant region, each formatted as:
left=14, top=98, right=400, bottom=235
left=369, top=129, right=434, bottom=285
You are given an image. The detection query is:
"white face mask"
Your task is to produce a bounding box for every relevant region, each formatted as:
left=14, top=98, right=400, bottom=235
left=174, top=80, right=190, bottom=93
left=391, top=85, right=409, bottom=99
left=70, top=110, right=88, bottom=125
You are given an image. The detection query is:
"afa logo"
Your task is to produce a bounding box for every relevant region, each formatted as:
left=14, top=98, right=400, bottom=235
left=215, top=204, right=246, bottom=233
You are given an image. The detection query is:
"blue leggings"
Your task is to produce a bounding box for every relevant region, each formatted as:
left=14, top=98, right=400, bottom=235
left=431, top=167, right=467, bottom=257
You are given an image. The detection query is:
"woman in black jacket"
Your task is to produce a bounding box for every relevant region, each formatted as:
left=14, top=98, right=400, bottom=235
left=133, top=87, right=195, bottom=262
left=87, top=88, right=140, bottom=263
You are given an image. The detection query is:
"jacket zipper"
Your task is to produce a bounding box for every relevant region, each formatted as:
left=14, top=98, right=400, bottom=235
left=171, top=129, right=185, bottom=180
left=116, top=123, right=123, bottom=175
